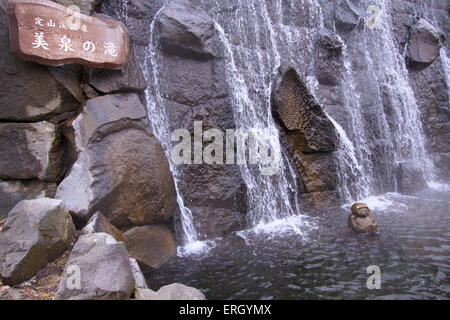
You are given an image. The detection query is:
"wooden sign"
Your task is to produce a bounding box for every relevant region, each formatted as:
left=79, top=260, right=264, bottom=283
left=7, top=0, right=130, bottom=69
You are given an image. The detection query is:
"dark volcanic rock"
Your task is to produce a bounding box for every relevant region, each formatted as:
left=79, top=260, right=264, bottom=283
left=407, top=18, right=442, bottom=67
left=0, top=181, right=56, bottom=219
left=56, top=94, right=177, bottom=228
left=334, top=0, right=360, bottom=33
left=0, top=198, right=75, bottom=286
left=0, top=122, right=64, bottom=182
left=315, top=33, right=344, bottom=86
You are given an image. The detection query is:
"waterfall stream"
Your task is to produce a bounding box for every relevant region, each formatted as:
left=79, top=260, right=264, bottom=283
left=140, top=0, right=442, bottom=248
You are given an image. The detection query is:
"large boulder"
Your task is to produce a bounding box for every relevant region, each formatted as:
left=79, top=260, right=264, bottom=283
left=396, top=161, right=427, bottom=195
left=123, top=224, right=176, bottom=270
left=0, top=122, right=64, bottom=182
left=406, top=18, right=442, bottom=67
left=56, top=93, right=177, bottom=228
left=56, top=233, right=135, bottom=300
left=0, top=181, right=56, bottom=219
left=0, top=6, right=80, bottom=122
left=135, top=283, right=206, bottom=300
left=0, top=198, right=75, bottom=286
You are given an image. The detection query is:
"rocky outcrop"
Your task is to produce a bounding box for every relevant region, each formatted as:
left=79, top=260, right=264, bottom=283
left=0, top=122, right=64, bottom=182
left=315, top=34, right=344, bottom=86
left=334, top=0, right=361, bottom=33
left=272, top=68, right=339, bottom=209
left=56, top=93, right=177, bottom=228
left=81, top=212, right=125, bottom=242
left=56, top=233, right=135, bottom=300
left=0, top=181, right=56, bottom=219
left=0, top=198, right=75, bottom=286
left=396, top=161, right=428, bottom=195
left=135, top=283, right=206, bottom=300
left=406, top=18, right=442, bottom=68
left=123, top=224, right=176, bottom=270
left=152, top=0, right=248, bottom=238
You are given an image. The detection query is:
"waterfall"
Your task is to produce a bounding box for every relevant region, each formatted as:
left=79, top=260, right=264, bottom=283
left=140, top=0, right=440, bottom=245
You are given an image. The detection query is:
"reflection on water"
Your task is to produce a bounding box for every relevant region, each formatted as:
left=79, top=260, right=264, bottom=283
left=146, top=187, right=450, bottom=300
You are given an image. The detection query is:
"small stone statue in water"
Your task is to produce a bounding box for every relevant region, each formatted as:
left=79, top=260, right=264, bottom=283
left=348, top=203, right=378, bottom=233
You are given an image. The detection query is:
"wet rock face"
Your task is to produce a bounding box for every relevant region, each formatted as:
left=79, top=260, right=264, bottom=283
left=0, top=198, right=76, bottom=286
left=56, top=94, right=177, bottom=228
left=406, top=18, right=442, bottom=67
left=315, top=34, right=344, bottom=86
left=396, top=161, right=427, bottom=195
left=273, top=67, right=339, bottom=209
left=152, top=0, right=248, bottom=238
left=56, top=233, right=135, bottom=300
left=334, top=0, right=361, bottom=33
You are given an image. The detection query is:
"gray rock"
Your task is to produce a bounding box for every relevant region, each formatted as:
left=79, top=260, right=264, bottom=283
left=335, top=0, right=360, bottom=33
left=0, top=180, right=56, bottom=219
left=129, top=258, right=148, bottom=289
left=0, top=198, right=75, bottom=286
left=56, top=233, right=135, bottom=300
left=0, top=7, right=80, bottom=122
left=81, top=212, right=125, bottom=242
left=135, top=283, right=206, bottom=300
left=89, top=47, right=147, bottom=93
left=407, top=18, right=441, bottom=66
left=51, top=0, right=100, bottom=14
left=396, top=161, right=427, bottom=194
left=0, top=122, right=64, bottom=182
left=56, top=93, right=177, bottom=228
left=123, top=224, right=176, bottom=270
left=315, top=33, right=344, bottom=86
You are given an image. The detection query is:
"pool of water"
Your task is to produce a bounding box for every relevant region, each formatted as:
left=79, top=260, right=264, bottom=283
left=146, top=185, right=450, bottom=299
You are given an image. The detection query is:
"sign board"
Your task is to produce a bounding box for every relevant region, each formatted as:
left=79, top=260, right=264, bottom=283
left=7, top=0, right=130, bottom=69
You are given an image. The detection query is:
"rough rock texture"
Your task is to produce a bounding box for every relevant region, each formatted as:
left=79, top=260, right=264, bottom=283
left=152, top=0, right=248, bottom=238
left=129, top=258, right=148, bottom=289
left=135, top=283, right=206, bottom=300
left=315, top=33, right=344, bottom=86
left=273, top=68, right=339, bottom=208
left=123, top=224, right=176, bottom=271
left=0, top=6, right=81, bottom=122
left=406, top=18, right=442, bottom=67
left=396, top=161, right=428, bottom=195
left=81, top=212, right=125, bottom=242
left=56, top=93, right=177, bottom=228
left=0, top=199, right=75, bottom=286
left=0, top=122, right=64, bottom=182
left=334, top=0, right=361, bottom=33
left=89, top=48, right=147, bottom=94
left=0, top=181, right=56, bottom=219
left=56, top=233, right=134, bottom=300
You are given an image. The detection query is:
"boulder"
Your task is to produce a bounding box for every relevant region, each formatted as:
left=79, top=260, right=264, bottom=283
left=407, top=18, right=441, bottom=66
left=135, top=283, right=206, bottom=300
left=273, top=68, right=337, bottom=153
left=0, top=198, right=75, bottom=286
left=0, top=122, right=64, bottom=182
left=156, top=0, right=220, bottom=59
left=0, top=6, right=80, bottom=122
left=396, top=161, right=427, bottom=194
left=0, top=180, right=56, bottom=219
left=348, top=203, right=378, bottom=233
left=129, top=258, right=148, bottom=289
left=123, top=224, right=176, bottom=270
left=56, top=93, right=177, bottom=228
left=81, top=212, right=125, bottom=242
left=89, top=47, right=147, bottom=93
left=334, top=0, right=360, bottom=33
left=56, top=233, right=135, bottom=300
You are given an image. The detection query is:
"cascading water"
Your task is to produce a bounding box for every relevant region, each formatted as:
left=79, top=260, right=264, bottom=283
left=141, top=0, right=441, bottom=246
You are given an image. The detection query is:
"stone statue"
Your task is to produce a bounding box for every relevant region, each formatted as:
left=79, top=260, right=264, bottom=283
left=348, top=202, right=378, bottom=233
